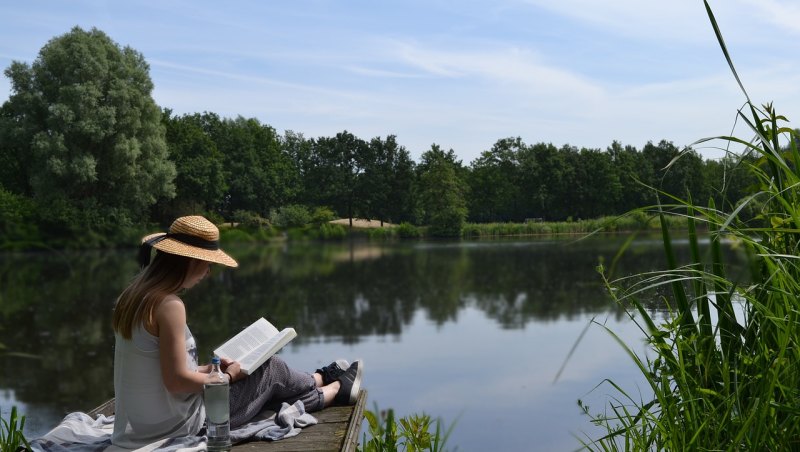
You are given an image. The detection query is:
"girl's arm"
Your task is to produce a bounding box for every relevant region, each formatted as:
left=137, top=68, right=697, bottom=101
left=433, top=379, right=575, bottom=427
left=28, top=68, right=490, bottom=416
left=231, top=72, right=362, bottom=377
left=155, top=296, right=230, bottom=393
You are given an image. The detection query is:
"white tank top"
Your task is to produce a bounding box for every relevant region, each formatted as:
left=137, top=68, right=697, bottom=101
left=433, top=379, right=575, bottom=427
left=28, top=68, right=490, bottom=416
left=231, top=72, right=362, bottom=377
left=111, top=324, right=205, bottom=448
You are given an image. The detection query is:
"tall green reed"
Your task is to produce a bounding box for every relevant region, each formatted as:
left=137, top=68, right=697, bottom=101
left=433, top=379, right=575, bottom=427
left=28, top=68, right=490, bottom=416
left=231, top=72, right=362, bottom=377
left=1, top=406, right=30, bottom=452
left=359, top=405, right=457, bottom=452
left=578, top=2, right=800, bottom=450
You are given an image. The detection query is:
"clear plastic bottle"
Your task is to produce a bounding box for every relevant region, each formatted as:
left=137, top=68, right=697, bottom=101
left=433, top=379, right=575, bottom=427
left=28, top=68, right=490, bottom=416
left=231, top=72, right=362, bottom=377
left=204, top=356, right=231, bottom=451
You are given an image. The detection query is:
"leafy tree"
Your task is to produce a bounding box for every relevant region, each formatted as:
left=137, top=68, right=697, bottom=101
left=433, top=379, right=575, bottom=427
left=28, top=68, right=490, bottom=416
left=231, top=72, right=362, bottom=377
left=214, top=117, right=297, bottom=217
left=387, top=143, right=416, bottom=224
left=309, top=131, right=371, bottom=226
left=416, top=145, right=468, bottom=236
left=363, top=135, right=415, bottom=225
left=281, top=130, right=313, bottom=202
left=161, top=110, right=227, bottom=218
left=573, top=147, right=621, bottom=219
left=468, top=137, right=524, bottom=222
left=0, top=26, right=175, bottom=234
left=642, top=140, right=695, bottom=199
left=607, top=141, right=652, bottom=213
left=519, top=142, right=567, bottom=220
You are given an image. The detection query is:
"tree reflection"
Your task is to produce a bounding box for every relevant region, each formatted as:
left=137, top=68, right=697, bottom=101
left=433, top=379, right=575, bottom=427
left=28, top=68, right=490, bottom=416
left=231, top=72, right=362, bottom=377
left=0, top=236, right=745, bottom=418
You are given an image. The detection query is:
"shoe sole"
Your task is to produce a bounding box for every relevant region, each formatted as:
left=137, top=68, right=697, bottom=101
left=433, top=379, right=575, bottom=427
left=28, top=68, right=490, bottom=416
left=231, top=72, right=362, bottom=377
left=335, top=359, right=350, bottom=372
left=348, top=360, right=364, bottom=404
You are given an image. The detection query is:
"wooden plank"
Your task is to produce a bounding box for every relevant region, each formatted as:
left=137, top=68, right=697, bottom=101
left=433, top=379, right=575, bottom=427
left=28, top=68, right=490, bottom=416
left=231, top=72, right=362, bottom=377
left=342, top=390, right=367, bottom=452
left=86, top=389, right=367, bottom=452
left=236, top=390, right=367, bottom=452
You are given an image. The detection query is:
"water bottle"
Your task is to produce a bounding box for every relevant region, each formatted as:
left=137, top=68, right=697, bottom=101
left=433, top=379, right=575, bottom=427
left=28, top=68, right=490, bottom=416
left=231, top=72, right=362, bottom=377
left=204, top=356, right=231, bottom=451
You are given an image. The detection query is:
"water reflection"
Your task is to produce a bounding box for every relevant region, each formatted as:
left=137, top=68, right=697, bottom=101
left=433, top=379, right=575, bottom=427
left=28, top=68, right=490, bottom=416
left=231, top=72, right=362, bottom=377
left=1, top=235, right=746, bottom=442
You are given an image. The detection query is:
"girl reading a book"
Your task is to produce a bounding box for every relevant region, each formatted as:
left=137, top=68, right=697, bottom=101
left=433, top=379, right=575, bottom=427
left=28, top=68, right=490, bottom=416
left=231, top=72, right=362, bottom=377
left=111, top=215, right=363, bottom=448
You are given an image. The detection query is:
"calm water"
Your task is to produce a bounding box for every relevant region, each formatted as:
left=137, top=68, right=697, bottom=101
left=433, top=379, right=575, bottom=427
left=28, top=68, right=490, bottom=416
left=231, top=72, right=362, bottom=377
left=1, top=235, right=744, bottom=451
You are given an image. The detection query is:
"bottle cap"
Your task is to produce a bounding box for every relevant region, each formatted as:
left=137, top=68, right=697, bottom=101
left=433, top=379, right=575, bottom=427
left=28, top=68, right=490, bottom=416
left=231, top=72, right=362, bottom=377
left=211, top=356, right=221, bottom=364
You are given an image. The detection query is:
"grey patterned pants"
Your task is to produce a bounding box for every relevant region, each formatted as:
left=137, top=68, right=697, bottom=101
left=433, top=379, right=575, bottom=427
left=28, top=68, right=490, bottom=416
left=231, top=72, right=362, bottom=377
left=229, top=355, right=324, bottom=428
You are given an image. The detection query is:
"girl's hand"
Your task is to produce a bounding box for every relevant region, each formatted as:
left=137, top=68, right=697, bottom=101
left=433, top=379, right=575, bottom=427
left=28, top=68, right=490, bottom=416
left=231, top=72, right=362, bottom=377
left=220, top=358, right=243, bottom=383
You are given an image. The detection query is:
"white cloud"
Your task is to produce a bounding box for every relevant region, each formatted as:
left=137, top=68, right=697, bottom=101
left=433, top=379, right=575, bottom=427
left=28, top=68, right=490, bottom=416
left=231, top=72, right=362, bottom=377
left=741, top=0, right=800, bottom=35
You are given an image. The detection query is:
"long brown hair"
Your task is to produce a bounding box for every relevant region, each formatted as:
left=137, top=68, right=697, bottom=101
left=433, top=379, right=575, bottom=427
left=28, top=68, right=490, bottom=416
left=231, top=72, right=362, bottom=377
left=113, top=251, right=194, bottom=339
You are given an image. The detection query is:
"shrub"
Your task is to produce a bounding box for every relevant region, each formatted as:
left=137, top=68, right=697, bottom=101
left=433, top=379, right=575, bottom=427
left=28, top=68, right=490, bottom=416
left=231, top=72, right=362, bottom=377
left=0, top=189, right=41, bottom=249
left=317, top=223, right=347, bottom=240
left=367, top=227, right=395, bottom=240
left=219, top=228, right=255, bottom=243
left=396, top=222, right=422, bottom=239
left=204, top=210, right=225, bottom=225
left=270, top=205, right=311, bottom=229
left=311, top=206, right=336, bottom=224
left=232, top=210, right=270, bottom=229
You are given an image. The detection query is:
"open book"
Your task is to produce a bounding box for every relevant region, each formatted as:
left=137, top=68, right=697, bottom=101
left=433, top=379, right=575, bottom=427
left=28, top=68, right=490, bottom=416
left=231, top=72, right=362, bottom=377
left=213, top=317, right=297, bottom=375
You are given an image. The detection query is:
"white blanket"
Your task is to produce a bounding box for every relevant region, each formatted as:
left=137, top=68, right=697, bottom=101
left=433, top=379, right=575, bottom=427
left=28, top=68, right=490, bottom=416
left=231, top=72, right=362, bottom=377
left=30, top=401, right=317, bottom=452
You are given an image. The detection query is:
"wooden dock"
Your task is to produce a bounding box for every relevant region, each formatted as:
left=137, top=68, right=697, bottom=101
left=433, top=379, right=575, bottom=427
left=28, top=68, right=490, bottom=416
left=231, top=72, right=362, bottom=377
left=89, top=389, right=367, bottom=452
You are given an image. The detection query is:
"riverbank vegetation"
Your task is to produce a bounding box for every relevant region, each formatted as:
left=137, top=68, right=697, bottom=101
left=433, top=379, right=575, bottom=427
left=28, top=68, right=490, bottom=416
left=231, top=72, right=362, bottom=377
left=0, top=407, right=29, bottom=452
left=359, top=405, right=456, bottom=452
left=580, top=3, right=800, bottom=449
left=0, top=27, right=764, bottom=250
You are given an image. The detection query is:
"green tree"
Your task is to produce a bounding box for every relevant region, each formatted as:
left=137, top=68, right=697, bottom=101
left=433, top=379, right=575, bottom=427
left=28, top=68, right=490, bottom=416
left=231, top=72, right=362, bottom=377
left=468, top=137, right=524, bottom=222
left=607, top=141, right=652, bottom=214
left=363, top=135, right=415, bottom=225
left=161, top=110, right=227, bottom=218
left=0, top=26, right=175, bottom=235
left=573, top=147, right=621, bottom=219
left=518, top=142, right=567, bottom=220
left=416, top=145, right=468, bottom=236
left=214, top=116, right=297, bottom=218
left=642, top=140, right=706, bottom=201
left=309, top=131, right=371, bottom=226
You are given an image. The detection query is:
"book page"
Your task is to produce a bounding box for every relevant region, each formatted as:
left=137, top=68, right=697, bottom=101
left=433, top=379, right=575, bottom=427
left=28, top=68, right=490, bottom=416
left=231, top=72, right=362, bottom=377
left=238, top=328, right=295, bottom=370
left=214, top=318, right=279, bottom=361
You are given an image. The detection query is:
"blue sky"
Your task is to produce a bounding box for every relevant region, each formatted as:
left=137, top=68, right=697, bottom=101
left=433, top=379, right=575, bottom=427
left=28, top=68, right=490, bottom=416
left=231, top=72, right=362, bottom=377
left=2, top=0, right=799, bottom=164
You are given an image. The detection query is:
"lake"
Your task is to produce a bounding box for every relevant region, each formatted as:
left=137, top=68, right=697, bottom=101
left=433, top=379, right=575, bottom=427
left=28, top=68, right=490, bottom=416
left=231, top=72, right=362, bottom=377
left=1, top=234, right=744, bottom=451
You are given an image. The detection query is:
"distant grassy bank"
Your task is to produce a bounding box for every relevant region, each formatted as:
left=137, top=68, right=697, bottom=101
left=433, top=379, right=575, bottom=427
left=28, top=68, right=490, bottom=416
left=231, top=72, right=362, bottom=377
left=219, top=212, right=691, bottom=244
left=0, top=212, right=692, bottom=251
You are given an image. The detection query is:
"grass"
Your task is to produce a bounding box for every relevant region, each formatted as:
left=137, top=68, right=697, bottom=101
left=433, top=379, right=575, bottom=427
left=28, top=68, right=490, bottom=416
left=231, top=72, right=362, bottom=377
left=358, top=404, right=457, bottom=452
left=576, top=2, right=800, bottom=449
left=1, top=406, right=30, bottom=452
left=460, top=213, right=689, bottom=238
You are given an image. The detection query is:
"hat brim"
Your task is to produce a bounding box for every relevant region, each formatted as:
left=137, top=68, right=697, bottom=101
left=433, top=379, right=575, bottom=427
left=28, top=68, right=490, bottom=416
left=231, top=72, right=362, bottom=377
left=142, top=233, right=239, bottom=268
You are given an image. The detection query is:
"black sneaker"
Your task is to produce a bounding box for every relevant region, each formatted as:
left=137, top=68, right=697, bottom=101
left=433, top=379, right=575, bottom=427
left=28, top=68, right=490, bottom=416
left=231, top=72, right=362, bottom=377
left=334, top=360, right=363, bottom=406
left=316, top=359, right=350, bottom=386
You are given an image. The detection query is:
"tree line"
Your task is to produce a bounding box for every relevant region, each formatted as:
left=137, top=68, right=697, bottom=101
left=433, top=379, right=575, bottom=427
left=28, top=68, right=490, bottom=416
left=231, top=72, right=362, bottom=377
left=0, top=27, right=757, bottom=246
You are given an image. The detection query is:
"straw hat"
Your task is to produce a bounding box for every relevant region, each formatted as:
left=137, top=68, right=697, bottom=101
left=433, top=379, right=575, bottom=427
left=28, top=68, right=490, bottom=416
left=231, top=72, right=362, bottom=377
left=139, top=216, right=238, bottom=268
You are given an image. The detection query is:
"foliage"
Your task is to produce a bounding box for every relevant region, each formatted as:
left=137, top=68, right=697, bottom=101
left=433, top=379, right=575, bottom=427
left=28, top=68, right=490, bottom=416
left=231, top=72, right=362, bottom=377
left=362, top=135, right=416, bottom=224
left=0, top=26, right=175, bottom=236
left=0, top=25, right=760, bottom=250
left=396, top=222, right=422, bottom=239
left=301, top=131, right=371, bottom=222
left=231, top=209, right=270, bottom=230
left=460, top=214, right=686, bottom=238
left=416, top=145, right=468, bottom=237
left=579, top=3, right=800, bottom=449
left=161, top=110, right=227, bottom=217
left=218, top=227, right=257, bottom=243
left=1, top=406, right=30, bottom=452
left=359, top=406, right=456, bottom=452
left=270, top=204, right=312, bottom=229
left=0, top=188, right=41, bottom=249
left=310, top=206, right=337, bottom=224
left=365, top=226, right=397, bottom=240
left=313, top=223, right=347, bottom=240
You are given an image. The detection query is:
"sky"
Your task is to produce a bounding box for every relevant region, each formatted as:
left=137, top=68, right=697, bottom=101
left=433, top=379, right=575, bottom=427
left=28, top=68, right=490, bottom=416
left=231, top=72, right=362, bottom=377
left=2, top=0, right=800, bottom=164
